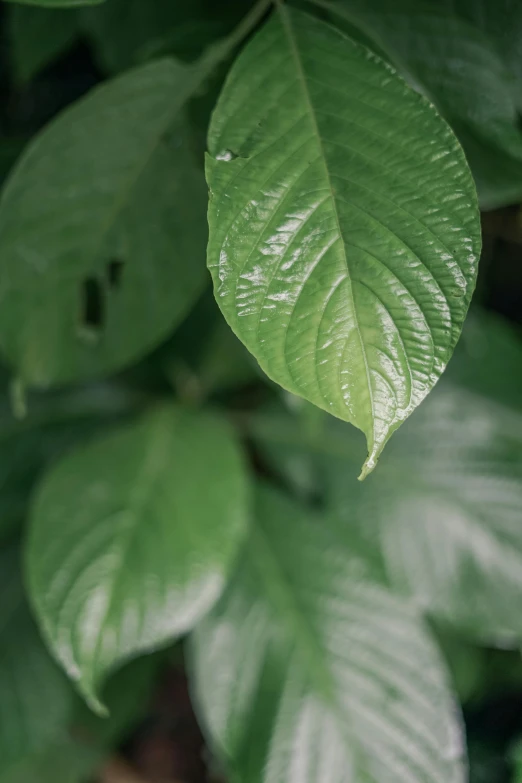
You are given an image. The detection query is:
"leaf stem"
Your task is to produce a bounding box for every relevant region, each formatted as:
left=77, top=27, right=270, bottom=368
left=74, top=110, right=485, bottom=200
left=196, top=0, right=273, bottom=80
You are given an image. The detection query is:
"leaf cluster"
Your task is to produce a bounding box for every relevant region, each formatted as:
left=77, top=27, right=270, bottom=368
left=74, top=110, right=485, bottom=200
left=0, top=1, right=521, bottom=781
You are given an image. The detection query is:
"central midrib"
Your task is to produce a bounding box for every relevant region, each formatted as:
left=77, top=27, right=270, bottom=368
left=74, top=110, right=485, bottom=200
left=276, top=3, right=376, bottom=458
left=250, top=519, right=372, bottom=777
left=88, top=410, right=173, bottom=683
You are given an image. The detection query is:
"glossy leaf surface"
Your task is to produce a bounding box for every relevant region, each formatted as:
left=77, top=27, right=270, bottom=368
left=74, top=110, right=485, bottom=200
left=0, top=546, right=72, bottom=777
left=0, top=59, right=207, bottom=386
left=207, top=7, right=480, bottom=477
left=27, top=405, right=249, bottom=710
left=191, top=486, right=464, bottom=783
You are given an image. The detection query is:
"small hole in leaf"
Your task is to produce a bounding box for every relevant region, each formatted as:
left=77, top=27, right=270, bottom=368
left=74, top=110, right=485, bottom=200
left=216, top=149, right=239, bottom=161
left=81, top=277, right=104, bottom=329
left=107, top=258, right=125, bottom=289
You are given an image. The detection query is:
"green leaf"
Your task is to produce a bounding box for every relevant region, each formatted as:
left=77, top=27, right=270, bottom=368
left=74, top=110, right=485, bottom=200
left=198, top=320, right=258, bottom=395
left=1, top=652, right=164, bottom=783
left=324, top=0, right=522, bottom=208
left=333, top=385, right=522, bottom=645
left=26, top=405, right=250, bottom=712
left=0, top=381, right=143, bottom=544
left=8, top=4, right=79, bottom=84
left=80, top=0, right=232, bottom=74
left=7, top=7, right=76, bottom=84
left=206, top=6, right=481, bottom=478
left=191, top=486, right=465, bottom=783
left=448, top=309, right=522, bottom=409
left=72, top=649, right=166, bottom=748
left=444, top=0, right=522, bottom=92
left=0, top=59, right=208, bottom=387
left=250, top=314, right=522, bottom=644
left=456, top=129, right=522, bottom=211
left=0, top=139, right=27, bottom=186
left=1, top=737, right=98, bottom=783
left=0, top=545, right=72, bottom=777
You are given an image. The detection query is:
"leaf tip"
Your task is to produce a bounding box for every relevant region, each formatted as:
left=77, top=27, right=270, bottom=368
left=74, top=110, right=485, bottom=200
left=358, top=439, right=385, bottom=480
left=79, top=682, right=109, bottom=719
left=358, top=456, right=376, bottom=481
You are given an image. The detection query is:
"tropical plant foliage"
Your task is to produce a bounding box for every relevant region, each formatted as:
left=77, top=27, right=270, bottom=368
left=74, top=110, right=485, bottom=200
left=0, top=0, right=521, bottom=781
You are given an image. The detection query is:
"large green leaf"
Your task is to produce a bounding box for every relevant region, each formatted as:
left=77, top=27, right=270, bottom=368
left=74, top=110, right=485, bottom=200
left=324, top=0, right=522, bottom=208
left=250, top=314, right=522, bottom=644
left=0, top=59, right=207, bottom=386
left=26, top=405, right=250, bottom=711
left=8, top=4, right=79, bottom=84
left=0, top=545, right=72, bottom=778
left=191, top=486, right=464, bottom=783
left=207, top=6, right=480, bottom=478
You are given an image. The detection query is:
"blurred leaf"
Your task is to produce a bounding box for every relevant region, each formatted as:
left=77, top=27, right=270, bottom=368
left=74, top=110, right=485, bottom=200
left=447, top=310, right=522, bottom=409
left=251, top=310, right=522, bottom=644
left=0, top=139, right=27, bottom=185
left=1, top=738, right=98, bottom=783
left=253, top=378, right=522, bottom=644
left=252, top=394, right=325, bottom=502
left=0, top=59, right=207, bottom=386
left=447, top=0, right=522, bottom=93
left=468, top=742, right=509, bottom=783
left=198, top=321, right=258, bottom=395
left=207, top=6, right=480, bottom=478
left=0, top=382, right=145, bottom=544
left=80, top=0, right=229, bottom=73
left=8, top=4, right=79, bottom=84
left=511, top=740, right=522, bottom=783
left=435, top=629, right=487, bottom=705
left=325, top=0, right=522, bottom=208
left=158, top=292, right=259, bottom=400
left=27, top=405, right=250, bottom=711
left=191, top=485, right=465, bottom=783
left=0, top=544, right=73, bottom=778
left=458, top=130, right=522, bottom=211
left=73, top=648, right=165, bottom=745
left=1, top=649, right=164, bottom=783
